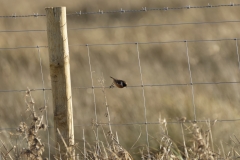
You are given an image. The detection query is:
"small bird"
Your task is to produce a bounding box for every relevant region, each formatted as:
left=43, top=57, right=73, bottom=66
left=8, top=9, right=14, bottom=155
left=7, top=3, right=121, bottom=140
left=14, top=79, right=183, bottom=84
left=110, top=76, right=127, bottom=88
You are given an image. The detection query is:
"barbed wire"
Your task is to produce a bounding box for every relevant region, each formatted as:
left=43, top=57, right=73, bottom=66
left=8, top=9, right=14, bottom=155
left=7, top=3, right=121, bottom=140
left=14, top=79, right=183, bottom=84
left=1, top=118, right=240, bottom=131
left=1, top=81, right=239, bottom=93
left=1, top=20, right=240, bottom=33
left=0, top=3, right=238, bottom=18
left=68, top=3, right=240, bottom=16
left=0, top=13, right=46, bottom=18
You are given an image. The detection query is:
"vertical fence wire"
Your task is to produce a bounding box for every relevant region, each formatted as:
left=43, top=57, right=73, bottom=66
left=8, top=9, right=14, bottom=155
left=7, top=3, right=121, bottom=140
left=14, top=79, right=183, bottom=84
left=185, top=41, right=197, bottom=121
left=235, top=39, right=240, bottom=70
left=37, top=46, right=51, bottom=159
left=83, top=129, right=86, bottom=160
left=86, top=44, right=99, bottom=142
left=135, top=43, right=150, bottom=157
left=234, top=39, right=240, bottom=120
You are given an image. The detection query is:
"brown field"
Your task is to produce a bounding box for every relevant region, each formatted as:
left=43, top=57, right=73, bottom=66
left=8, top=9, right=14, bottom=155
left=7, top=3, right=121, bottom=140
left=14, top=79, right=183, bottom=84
left=1, top=0, right=240, bottom=159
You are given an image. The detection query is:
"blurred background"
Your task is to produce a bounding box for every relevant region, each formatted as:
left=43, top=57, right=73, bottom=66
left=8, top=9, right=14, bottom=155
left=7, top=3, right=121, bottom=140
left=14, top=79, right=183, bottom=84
left=1, top=0, right=240, bottom=158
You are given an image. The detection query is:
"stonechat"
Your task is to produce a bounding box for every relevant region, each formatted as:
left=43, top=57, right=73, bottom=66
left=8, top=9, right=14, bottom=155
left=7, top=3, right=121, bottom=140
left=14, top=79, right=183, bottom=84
left=110, top=76, right=127, bottom=88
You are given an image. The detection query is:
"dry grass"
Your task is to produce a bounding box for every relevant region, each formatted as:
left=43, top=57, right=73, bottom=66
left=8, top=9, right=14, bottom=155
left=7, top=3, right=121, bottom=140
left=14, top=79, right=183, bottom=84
left=3, top=106, right=239, bottom=159
left=1, top=89, right=240, bottom=159
left=0, top=88, right=46, bottom=159
left=77, top=118, right=240, bottom=160
left=1, top=0, right=240, bottom=159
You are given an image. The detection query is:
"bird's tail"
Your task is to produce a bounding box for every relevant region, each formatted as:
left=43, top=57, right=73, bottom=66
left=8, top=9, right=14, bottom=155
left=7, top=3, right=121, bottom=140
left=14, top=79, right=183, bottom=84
left=110, top=76, right=115, bottom=80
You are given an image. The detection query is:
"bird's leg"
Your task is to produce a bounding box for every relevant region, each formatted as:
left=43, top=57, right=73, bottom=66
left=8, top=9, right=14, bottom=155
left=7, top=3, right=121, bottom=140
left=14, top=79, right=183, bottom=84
left=109, top=82, right=115, bottom=88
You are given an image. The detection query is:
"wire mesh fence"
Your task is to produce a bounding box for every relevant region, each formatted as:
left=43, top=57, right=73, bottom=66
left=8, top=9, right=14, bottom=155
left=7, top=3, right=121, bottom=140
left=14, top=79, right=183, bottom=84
left=1, top=1, right=240, bottom=159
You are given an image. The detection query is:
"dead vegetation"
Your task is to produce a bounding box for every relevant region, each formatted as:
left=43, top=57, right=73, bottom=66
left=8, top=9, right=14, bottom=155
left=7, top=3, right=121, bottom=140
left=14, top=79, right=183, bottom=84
left=1, top=89, right=240, bottom=159
left=0, top=88, right=46, bottom=160
left=1, top=1, right=240, bottom=159
left=73, top=118, right=240, bottom=160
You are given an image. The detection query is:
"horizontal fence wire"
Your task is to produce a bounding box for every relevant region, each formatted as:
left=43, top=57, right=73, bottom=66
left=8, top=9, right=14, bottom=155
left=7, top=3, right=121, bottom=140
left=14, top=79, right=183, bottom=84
left=0, top=81, right=240, bottom=93
left=69, top=38, right=240, bottom=47
left=0, top=13, right=46, bottom=18
left=68, top=20, right=240, bottom=30
left=0, top=88, right=51, bottom=93
left=0, top=38, right=239, bottom=50
left=1, top=119, right=240, bottom=131
left=67, top=3, right=240, bottom=16
left=0, top=46, right=48, bottom=50
left=1, top=20, right=240, bottom=33
left=0, top=3, right=239, bottom=159
left=0, top=29, right=46, bottom=33
left=0, top=3, right=239, bottom=18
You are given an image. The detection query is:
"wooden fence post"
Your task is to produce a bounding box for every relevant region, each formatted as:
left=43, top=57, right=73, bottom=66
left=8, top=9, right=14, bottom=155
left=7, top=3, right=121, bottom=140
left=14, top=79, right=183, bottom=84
left=45, top=7, right=75, bottom=159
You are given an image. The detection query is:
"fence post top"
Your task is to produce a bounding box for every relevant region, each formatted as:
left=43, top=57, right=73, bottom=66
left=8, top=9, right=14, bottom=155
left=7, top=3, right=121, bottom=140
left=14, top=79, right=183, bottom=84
left=45, top=7, right=66, bottom=10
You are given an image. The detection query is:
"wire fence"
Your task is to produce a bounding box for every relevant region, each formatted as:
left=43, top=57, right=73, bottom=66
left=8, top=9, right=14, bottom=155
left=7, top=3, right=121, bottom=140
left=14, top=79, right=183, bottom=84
left=0, top=2, right=239, bottom=18
left=1, top=20, right=240, bottom=33
left=0, top=38, right=239, bottom=49
left=0, top=30, right=240, bottom=126
left=0, top=38, right=239, bottom=120
left=1, top=2, right=240, bottom=159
